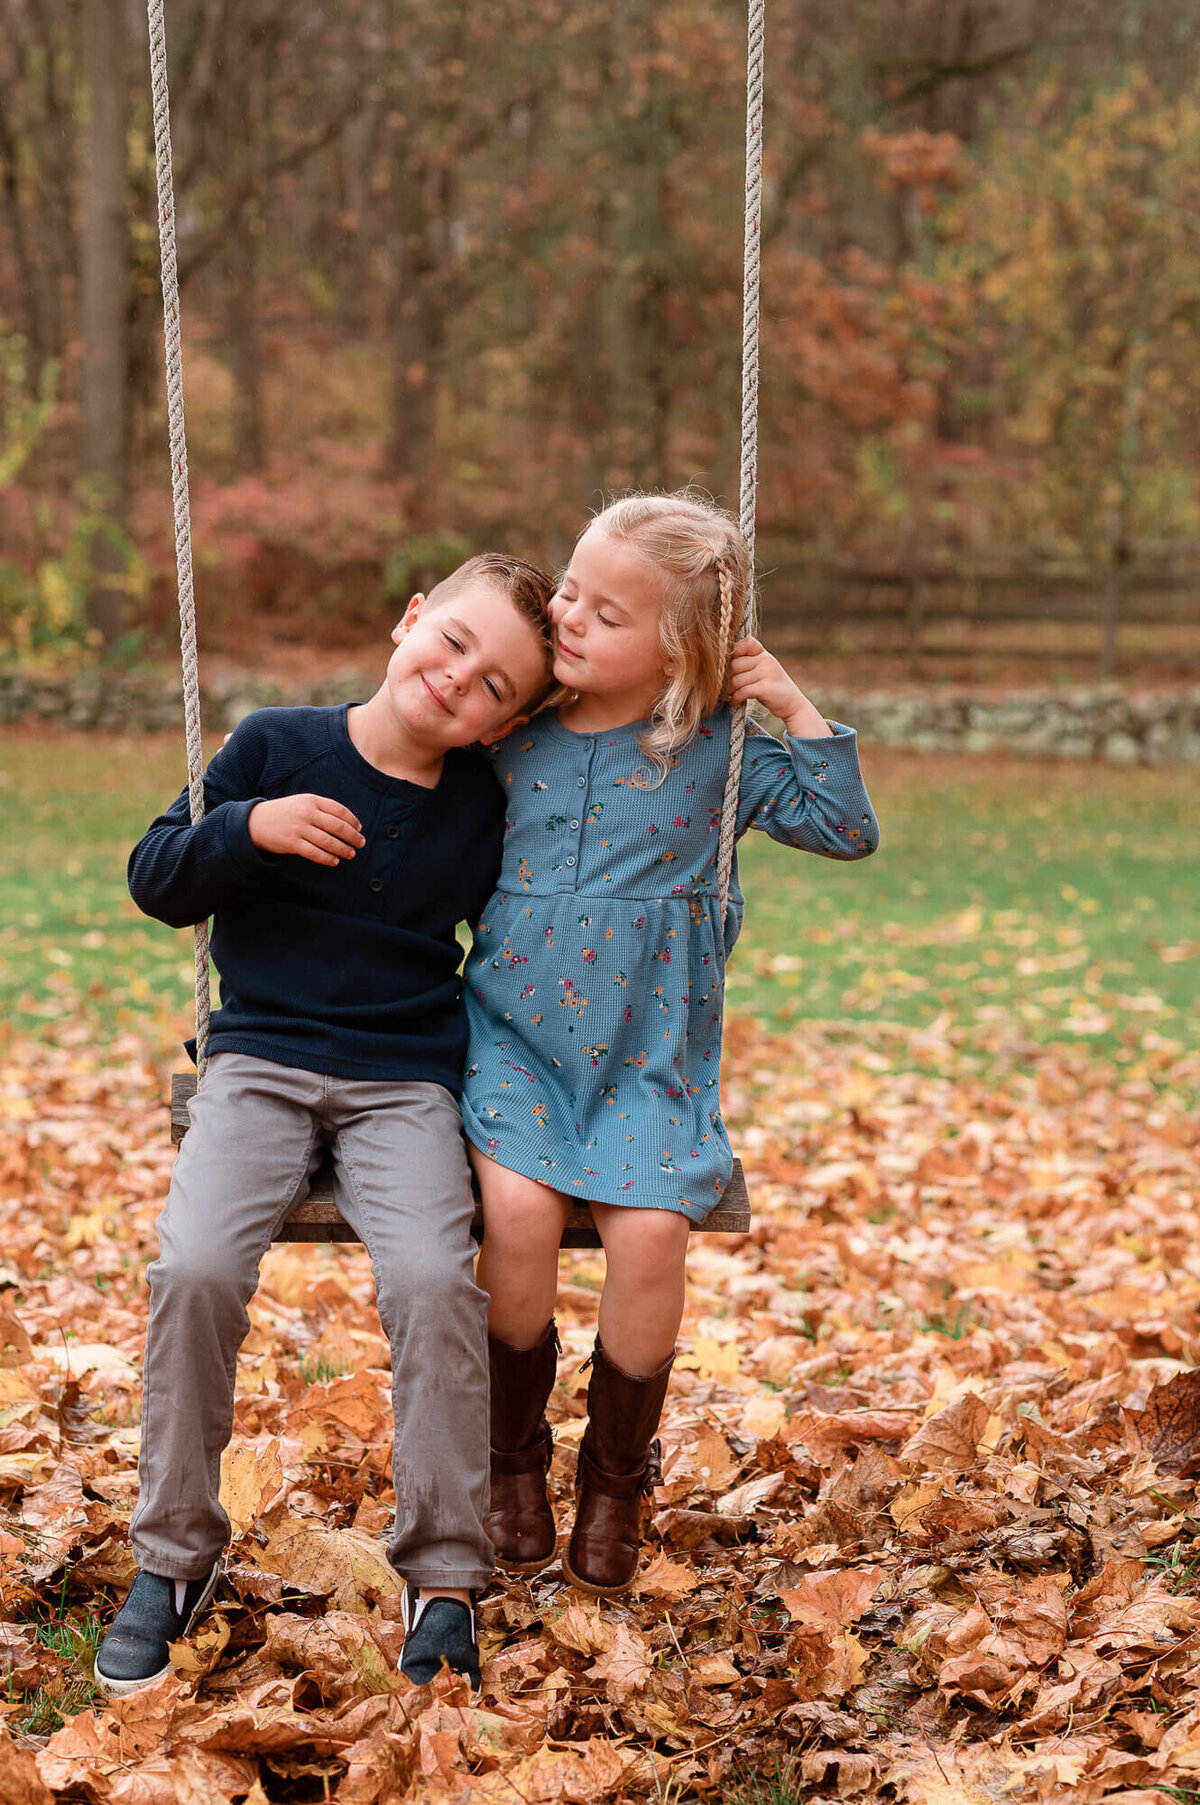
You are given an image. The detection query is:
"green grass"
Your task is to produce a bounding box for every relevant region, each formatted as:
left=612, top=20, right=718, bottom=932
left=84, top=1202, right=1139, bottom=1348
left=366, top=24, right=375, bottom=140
left=5, top=1611, right=102, bottom=1737
left=0, top=731, right=204, bottom=1047
left=732, top=750, right=1199, bottom=1070
left=1, top=731, right=1197, bottom=1077
left=726, top=1755, right=805, bottom=1805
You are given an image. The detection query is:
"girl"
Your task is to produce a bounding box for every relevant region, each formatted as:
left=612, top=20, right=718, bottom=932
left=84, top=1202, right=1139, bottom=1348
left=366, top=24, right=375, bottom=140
left=463, top=491, right=879, bottom=1594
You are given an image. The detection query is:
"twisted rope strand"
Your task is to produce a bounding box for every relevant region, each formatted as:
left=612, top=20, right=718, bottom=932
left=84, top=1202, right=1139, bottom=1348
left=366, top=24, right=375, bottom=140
left=147, top=0, right=210, bottom=1073
left=716, top=0, right=765, bottom=919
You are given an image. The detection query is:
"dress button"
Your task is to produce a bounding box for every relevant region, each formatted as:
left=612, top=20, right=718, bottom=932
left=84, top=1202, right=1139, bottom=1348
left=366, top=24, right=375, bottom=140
left=566, top=856, right=576, bottom=867
left=387, top=825, right=400, bottom=840
left=570, top=819, right=579, bottom=830
left=369, top=878, right=383, bottom=893
left=577, top=776, right=586, bottom=788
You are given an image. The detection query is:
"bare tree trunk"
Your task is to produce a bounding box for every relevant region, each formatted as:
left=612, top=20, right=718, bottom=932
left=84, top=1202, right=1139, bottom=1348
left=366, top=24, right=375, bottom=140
left=1100, top=333, right=1147, bottom=682
left=226, top=205, right=266, bottom=474
left=384, top=165, right=445, bottom=481
left=79, top=0, right=130, bottom=651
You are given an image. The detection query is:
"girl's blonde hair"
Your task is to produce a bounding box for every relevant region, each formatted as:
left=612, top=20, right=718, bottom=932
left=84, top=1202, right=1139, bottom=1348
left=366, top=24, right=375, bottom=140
left=581, top=490, right=751, bottom=779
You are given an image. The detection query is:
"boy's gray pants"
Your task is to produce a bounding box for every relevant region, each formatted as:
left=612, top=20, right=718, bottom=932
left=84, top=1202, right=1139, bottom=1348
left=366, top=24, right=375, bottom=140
left=129, top=1052, right=493, bottom=1590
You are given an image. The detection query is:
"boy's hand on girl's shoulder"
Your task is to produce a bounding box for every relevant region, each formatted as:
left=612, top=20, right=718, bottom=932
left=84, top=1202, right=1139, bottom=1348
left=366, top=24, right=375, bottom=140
left=248, top=795, right=365, bottom=865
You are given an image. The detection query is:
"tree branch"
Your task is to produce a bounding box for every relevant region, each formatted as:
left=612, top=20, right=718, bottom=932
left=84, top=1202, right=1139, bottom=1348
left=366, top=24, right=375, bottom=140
left=176, top=98, right=361, bottom=288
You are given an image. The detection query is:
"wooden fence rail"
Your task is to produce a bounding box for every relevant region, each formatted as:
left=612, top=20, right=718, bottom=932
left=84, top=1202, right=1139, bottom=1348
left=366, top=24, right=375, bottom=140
left=758, top=551, right=1200, bottom=677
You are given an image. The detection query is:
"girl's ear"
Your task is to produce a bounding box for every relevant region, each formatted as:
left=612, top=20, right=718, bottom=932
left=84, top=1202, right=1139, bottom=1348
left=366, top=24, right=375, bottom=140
left=478, top=713, right=531, bottom=747
left=391, top=594, right=425, bottom=643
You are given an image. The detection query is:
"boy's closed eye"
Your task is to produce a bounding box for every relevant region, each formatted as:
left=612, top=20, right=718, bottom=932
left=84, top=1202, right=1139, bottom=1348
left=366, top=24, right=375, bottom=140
left=442, top=632, right=504, bottom=701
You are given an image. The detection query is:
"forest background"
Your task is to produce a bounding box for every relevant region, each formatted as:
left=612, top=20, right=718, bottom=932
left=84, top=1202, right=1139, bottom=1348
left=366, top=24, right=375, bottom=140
left=5, top=0, right=1200, bottom=682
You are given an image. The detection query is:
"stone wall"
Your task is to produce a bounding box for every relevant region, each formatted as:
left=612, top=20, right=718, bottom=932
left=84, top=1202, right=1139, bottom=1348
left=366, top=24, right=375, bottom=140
left=807, top=686, right=1200, bottom=766
left=3, top=669, right=1199, bottom=764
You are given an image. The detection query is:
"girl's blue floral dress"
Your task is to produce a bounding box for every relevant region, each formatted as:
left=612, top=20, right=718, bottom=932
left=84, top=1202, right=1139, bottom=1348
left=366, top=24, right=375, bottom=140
left=462, top=707, right=878, bottom=1222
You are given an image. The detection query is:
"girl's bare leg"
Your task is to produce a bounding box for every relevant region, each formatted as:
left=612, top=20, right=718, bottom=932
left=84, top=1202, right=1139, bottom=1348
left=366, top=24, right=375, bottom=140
left=590, top=1202, right=691, bottom=1375
left=470, top=1148, right=572, bottom=1348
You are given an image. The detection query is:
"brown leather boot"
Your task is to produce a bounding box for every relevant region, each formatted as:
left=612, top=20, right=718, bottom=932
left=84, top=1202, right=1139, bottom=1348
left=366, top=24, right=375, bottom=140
left=561, top=1339, right=674, bottom=1595
left=485, top=1321, right=560, bottom=1574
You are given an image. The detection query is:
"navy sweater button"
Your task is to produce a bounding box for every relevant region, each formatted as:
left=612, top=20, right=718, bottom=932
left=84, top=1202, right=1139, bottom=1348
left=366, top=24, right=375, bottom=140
left=387, top=825, right=400, bottom=840
left=369, top=878, right=383, bottom=893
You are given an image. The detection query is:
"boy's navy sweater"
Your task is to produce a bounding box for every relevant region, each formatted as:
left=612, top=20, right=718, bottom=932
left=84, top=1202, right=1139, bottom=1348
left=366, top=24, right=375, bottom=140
left=127, top=705, right=505, bottom=1093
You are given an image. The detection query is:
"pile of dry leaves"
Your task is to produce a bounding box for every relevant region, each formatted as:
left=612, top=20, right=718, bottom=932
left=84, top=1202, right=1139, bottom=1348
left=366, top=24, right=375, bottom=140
left=1, top=1014, right=1199, bottom=1803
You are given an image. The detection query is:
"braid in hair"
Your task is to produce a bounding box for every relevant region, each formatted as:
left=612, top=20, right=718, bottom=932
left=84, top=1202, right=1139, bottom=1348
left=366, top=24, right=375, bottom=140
left=715, top=554, right=738, bottom=682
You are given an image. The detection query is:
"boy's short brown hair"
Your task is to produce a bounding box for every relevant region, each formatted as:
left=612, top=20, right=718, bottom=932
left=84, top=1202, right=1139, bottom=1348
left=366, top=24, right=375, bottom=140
left=426, top=554, right=555, bottom=668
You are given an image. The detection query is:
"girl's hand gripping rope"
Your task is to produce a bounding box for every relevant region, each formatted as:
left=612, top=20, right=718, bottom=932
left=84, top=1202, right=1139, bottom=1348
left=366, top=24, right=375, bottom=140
left=726, top=636, right=833, bottom=738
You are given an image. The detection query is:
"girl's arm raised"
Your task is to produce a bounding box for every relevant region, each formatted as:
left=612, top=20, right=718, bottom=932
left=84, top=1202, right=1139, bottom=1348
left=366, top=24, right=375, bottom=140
left=725, top=635, right=878, bottom=861
left=728, top=636, right=831, bottom=738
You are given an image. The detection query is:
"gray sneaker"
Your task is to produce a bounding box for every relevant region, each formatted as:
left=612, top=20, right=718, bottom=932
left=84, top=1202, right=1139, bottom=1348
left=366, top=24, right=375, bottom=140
left=93, top=1564, right=220, bottom=1698
left=399, top=1582, right=480, bottom=1690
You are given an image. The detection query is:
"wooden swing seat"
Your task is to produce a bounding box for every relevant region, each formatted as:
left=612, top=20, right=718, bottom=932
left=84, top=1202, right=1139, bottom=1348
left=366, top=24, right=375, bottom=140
left=170, top=1072, right=750, bottom=1246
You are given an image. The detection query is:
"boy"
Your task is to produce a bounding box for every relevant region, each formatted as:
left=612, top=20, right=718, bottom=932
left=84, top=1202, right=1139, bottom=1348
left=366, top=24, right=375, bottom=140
left=95, top=554, right=554, bottom=1697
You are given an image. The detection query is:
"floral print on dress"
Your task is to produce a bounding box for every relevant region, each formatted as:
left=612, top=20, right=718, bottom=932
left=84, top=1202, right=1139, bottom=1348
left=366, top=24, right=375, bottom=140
left=461, top=707, right=878, bottom=1223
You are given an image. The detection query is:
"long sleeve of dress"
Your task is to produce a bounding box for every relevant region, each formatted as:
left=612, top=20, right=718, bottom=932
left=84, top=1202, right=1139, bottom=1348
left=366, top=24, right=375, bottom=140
left=735, top=719, right=879, bottom=859
left=127, top=720, right=279, bottom=929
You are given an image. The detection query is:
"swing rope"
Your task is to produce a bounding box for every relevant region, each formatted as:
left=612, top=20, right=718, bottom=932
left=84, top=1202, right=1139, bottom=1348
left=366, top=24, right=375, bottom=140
left=716, top=0, right=765, bottom=921
left=147, top=0, right=210, bottom=1074
left=146, top=0, right=765, bottom=1056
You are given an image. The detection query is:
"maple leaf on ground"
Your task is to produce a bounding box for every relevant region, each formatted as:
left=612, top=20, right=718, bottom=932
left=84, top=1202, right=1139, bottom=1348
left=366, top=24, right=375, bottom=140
left=586, top=1622, right=656, bottom=1704
left=219, top=1438, right=284, bottom=1536
left=0, top=1621, right=46, bottom=1690
left=0, top=1305, right=33, bottom=1369
left=257, top=1518, right=396, bottom=1613
left=801, top=1748, right=878, bottom=1795
left=1023, top=1650, right=1126, bottom=1734
left=167, top=1614, right=232, bottom=1682
left=549, top=1602, right=610, bottom=1657
left=262, top=1609, right=402, bottom=1699
left=632, top=1548, right=698, bottom=1596
left=652, top=1505, right=746, bottom=1547
left=779, top=1566, right=885, bottom=1629
left=901, top=1393, right=990, bottom=1471
left=1069, top=1559, right=1154, bottom=1640
left=1123, top=1368, right=1200, bottom=1476
left=786, top=1407, right=912, bottom=1464
left=427, top=1735, right=634, bottom=1804
left=0, top=1724, right=52, bottom=1805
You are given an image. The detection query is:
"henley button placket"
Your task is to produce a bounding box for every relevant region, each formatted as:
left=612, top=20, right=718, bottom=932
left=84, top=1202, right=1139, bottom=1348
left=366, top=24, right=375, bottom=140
left=559, top=743, right=593, bottom=892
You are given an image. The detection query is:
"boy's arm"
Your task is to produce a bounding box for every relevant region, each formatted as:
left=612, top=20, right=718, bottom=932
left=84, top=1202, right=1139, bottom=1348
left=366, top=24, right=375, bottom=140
left=127, top=720, right=282, bottom=929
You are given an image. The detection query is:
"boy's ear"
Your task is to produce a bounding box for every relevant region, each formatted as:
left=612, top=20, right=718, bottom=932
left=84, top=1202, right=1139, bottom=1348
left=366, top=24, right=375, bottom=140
left=391, top=593, right=426, bottom=643
left=478, top=713, right=531, bottom=748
